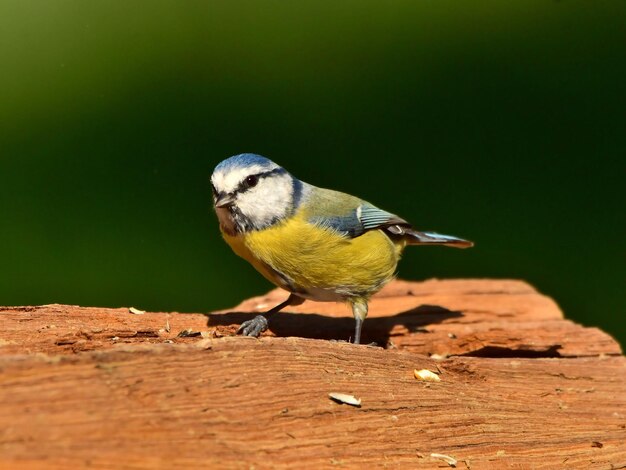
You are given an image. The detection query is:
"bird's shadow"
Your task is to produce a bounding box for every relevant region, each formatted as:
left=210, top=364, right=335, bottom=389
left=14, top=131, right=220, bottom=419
left=206, top=304, right=462, bottom=346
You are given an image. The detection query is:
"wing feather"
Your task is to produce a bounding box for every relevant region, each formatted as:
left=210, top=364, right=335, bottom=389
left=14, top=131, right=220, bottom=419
left=304, top=188, right=473, bottom=247
left=359, top=204, right=408, bottom=230
left=305, top=189, right=405, bottom=238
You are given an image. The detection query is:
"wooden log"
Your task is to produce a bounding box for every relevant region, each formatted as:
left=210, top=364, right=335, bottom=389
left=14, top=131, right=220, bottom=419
left=0, top=279, right=624, bottom=469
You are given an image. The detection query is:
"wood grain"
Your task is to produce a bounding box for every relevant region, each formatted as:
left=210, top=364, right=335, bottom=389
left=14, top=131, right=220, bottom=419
left=0, top=279, right=624, bottom=469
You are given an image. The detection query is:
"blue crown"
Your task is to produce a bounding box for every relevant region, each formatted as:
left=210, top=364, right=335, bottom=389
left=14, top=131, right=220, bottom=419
left=215, top=153, right=275, bottom=172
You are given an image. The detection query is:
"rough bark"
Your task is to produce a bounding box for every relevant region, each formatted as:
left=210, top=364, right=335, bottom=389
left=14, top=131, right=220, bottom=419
left=0, top=279, right=624, bottom=469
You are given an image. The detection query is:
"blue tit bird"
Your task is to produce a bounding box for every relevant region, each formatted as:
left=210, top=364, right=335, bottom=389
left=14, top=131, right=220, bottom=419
left=211, top=153, right=473, bottom=344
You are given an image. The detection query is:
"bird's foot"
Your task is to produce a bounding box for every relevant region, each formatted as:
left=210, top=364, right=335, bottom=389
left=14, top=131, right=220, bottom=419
left=237, top=315, right=269, bottom=337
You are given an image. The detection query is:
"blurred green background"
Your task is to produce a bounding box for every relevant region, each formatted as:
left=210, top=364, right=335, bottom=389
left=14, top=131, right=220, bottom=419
left=1, top=1, right=624, bottom=345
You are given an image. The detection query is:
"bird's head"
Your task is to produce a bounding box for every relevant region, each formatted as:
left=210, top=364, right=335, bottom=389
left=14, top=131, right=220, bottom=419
left=211, top=153, right=303, bottom=234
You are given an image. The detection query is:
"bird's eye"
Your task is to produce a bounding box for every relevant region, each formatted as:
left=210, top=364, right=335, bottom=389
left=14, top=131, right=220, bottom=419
left=245, top=175, right=258, bottom=188
left=211, top=183, right=218, bottom=197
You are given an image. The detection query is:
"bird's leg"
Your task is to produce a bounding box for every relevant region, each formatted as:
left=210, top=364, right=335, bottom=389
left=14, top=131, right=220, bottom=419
left=237, top=293, right=305, bottom=337
left=351, top=299, right=369, bottom=345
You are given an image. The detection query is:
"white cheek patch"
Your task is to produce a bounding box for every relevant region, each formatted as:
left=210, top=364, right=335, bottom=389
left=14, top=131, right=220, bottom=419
left=212, top=163, right=278, bottom=194
left=236, top=174, right=293, bottom=227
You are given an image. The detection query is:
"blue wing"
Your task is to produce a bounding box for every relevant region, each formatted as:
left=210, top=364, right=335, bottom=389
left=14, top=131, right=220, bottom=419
left=359, top=204, right=407, bottom=231
left=308, top=196, right=407, bottom=238
left=303, top=188, right=473, bottom=247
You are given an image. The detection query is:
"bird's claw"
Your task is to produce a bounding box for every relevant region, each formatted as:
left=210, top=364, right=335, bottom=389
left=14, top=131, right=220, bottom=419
left=237, top=315, right=269, bottom=337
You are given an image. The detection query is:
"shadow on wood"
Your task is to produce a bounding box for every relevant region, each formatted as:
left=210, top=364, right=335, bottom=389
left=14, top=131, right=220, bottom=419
left=207, top=304, right=463, bottom=345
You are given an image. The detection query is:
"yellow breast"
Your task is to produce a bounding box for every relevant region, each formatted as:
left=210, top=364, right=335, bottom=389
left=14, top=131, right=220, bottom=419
left=221, top=212, right=404, bottom=300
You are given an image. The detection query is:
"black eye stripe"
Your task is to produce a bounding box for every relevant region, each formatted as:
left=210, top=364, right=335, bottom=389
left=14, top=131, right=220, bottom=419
left=234, top=167, right=286, bottom=194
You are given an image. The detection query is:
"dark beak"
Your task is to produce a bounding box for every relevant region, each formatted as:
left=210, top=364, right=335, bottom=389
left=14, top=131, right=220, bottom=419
left=214, top=192, right=235, bottom=208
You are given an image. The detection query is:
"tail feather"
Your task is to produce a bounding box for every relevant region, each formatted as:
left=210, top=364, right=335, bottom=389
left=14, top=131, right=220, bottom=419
left=385, top=224, right=474, bottom=248
left=406, top=230, right=473, bottom=248
left=385, top=225, right=473, bottom=248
